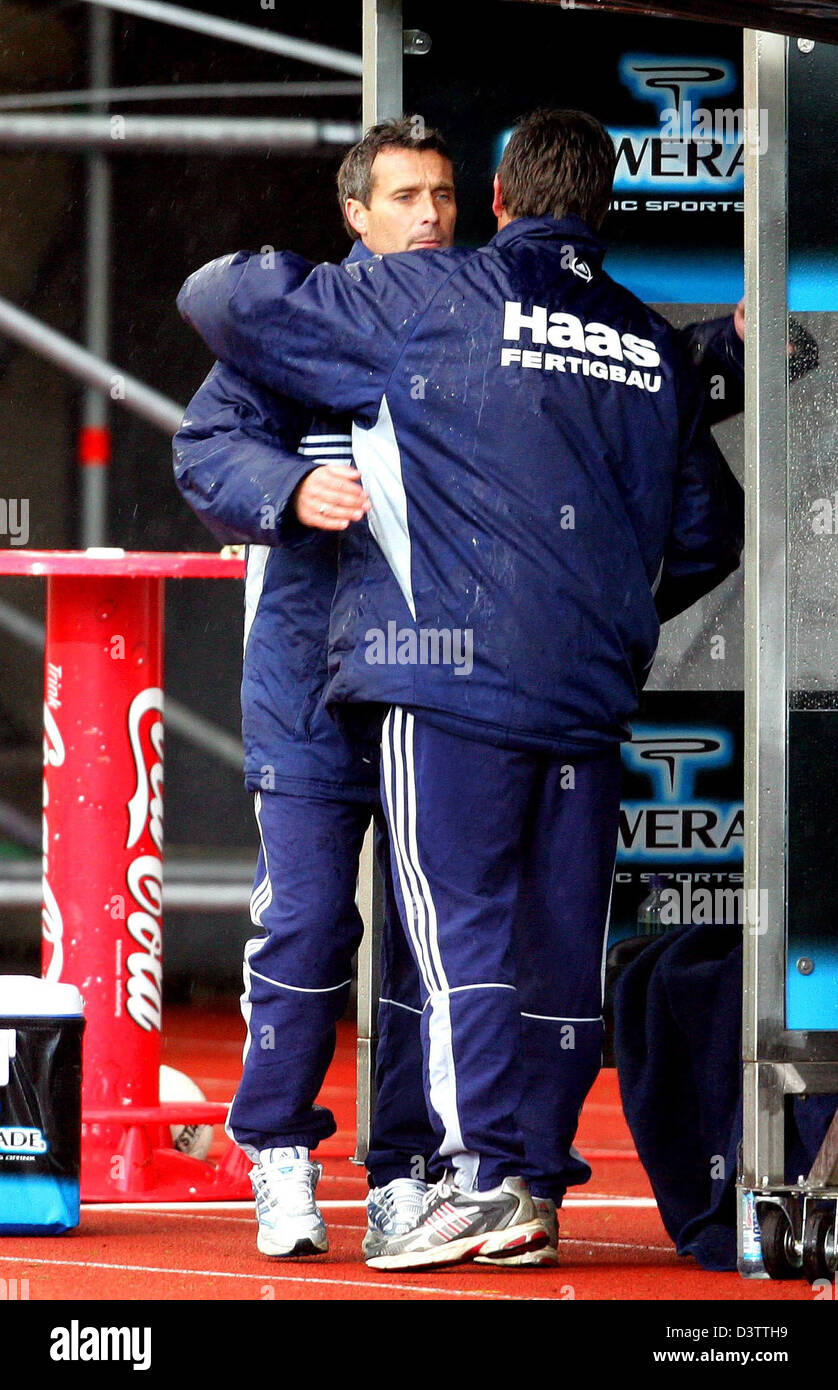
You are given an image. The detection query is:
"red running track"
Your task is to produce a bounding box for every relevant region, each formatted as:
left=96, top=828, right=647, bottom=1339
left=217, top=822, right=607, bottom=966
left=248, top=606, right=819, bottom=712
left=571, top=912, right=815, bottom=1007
left=0, top=1005, right=821, bottom=1302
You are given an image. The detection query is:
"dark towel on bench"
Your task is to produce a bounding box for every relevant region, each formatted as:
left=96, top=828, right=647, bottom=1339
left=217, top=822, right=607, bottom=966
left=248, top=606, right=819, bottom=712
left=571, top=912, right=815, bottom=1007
left=613, top=925, right=837, bottom=1271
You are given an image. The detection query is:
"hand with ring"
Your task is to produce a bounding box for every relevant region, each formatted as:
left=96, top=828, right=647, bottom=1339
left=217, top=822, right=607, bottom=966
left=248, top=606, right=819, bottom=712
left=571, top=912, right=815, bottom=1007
left=293, top=464, right=371, bottom=531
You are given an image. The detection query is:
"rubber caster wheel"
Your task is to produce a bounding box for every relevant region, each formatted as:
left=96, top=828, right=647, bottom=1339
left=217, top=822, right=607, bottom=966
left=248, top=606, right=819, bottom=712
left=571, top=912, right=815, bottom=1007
left=760, top=1206, right=802, bottom=1280
left=802, top=1209, right=836, bottom=1284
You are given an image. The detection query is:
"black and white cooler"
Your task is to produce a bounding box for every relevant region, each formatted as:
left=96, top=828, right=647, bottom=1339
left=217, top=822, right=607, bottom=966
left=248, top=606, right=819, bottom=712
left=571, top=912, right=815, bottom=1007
left=0, top=977, right=84, bottom=1234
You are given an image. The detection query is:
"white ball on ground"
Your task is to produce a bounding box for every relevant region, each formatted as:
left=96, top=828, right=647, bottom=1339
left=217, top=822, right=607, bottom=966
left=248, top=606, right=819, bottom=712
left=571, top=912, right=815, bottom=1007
left=159, top=1064, right=214, bottom=1161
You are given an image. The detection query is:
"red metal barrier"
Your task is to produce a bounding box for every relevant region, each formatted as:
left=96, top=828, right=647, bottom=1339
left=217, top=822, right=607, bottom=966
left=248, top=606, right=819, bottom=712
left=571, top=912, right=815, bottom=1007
left=0, top=550, right=252, bottom=1199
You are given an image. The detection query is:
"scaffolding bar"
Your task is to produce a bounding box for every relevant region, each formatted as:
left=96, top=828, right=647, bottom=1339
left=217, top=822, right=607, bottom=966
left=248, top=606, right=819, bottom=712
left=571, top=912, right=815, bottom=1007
left=80, top=4, right=113, bottom=548
left=80, top=0, right=363, bottom=75
left=0, top=82, right=362, bottom=110
left=0, top=294, right=183, bottom=434
left=0, top=596, right=244, bottom=771
left=0, top=115, right=362, bottom=152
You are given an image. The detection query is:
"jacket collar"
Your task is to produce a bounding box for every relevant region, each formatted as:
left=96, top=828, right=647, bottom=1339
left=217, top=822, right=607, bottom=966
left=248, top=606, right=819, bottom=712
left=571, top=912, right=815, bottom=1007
left=345, top=238, right=375, bottom=265
left=491, top=214, right=606, bottom=266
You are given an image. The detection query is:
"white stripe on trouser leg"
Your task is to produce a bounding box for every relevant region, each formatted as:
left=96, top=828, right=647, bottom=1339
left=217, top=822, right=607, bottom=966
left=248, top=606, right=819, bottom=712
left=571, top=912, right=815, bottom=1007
left=229, top=792, right=273, bottom=1154
left=225, top=933, right=262, bottom=1155
left=599, top=860, right=617, bottom=1004
left=249, top=793, right=273, bottom=927
left=384, top=707, right=480, bottom=1191
left=381, top=710, right=439, bottom=994
left=402, top=712, right=449, bottom=993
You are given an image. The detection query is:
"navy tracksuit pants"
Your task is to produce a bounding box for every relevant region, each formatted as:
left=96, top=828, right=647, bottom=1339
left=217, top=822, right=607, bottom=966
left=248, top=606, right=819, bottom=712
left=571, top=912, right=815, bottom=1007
left=227, top=790, right=428, bottom=1184
left=379, top=707, right=622, bottom=1199
left=229, top=707, right=621, bottom=1204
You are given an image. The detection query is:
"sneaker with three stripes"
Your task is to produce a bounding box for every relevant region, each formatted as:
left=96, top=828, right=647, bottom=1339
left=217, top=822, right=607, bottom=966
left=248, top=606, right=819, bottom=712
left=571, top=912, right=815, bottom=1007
left=362, top=1177, right=430, bottom=1262
left=475, top=1196, right=559, bottom=1265
left=363, top=1171, right=547, bottom=1271
left=250, top=1146, right=329, bottom=1258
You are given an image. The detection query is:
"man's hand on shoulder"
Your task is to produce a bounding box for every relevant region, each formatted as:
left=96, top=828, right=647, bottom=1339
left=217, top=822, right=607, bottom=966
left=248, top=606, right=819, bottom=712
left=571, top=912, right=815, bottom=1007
left=292, top=464, right=371, bottom=531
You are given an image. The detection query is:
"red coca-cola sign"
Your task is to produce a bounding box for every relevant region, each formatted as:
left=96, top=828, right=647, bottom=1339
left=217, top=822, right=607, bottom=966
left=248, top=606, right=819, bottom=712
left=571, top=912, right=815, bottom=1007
left=42, top=574, right=164, bottom=1110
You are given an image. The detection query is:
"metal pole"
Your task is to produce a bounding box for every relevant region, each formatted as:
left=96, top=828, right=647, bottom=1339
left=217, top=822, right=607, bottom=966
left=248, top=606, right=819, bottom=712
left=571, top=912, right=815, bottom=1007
left=0, top=116, right=362, bottom=152
left=80, top=4, right=112, bottom=548
left=362, top=0, right=403, bottom=129
left=0, top=83, right=362, bottom=110
left=354, top=0, right=404, bottom=1164
left=79, top=0, right=363, bottom=75
left=0, top=294, right=183, bottom=435
left=742, top=29, right=789, bottom=1188
left=0, top=881, right=254, bottom=910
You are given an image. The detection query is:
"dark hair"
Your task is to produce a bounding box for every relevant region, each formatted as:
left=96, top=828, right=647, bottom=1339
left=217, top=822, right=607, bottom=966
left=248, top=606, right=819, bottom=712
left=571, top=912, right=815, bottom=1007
left=337, top=116, right=452, bottom=239
left=496, top=108, right=616, bottom=230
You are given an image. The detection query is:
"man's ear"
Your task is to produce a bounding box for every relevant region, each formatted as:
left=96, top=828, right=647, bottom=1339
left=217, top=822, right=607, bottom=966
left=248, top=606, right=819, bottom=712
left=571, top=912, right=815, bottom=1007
left=344, top=198, right=368, bottom=240
left=491, top=173, right=506, bottom=220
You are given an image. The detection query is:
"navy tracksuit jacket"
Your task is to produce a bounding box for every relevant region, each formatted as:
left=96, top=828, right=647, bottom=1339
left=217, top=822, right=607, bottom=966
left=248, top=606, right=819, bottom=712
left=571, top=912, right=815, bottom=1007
left=177, top=217, right=744, bottom=1193
left=174, top=242, right=426, bottom=1177
left=177, top=215, right=743, bottom=754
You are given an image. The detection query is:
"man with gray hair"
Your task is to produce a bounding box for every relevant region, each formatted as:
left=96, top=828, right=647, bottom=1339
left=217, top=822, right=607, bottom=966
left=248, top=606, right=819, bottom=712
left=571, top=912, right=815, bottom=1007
left=174, top=117, right=456, bottom=1261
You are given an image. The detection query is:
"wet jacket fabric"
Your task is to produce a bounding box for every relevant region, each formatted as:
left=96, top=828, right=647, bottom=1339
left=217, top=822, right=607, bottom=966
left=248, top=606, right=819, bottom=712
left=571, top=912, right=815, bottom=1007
left=174, top=241, right=379, bottom=798
left=177, top=216, right=744, bottom=758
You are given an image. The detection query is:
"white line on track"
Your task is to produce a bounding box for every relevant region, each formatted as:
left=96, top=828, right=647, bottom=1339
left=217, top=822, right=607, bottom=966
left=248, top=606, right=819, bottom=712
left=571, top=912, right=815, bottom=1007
left=563, top=1198, right=657, bottom=1208
left=0, top=1254, right=548, bottom=1300
left=560, top=1238, right=674, bottom=1254
left=82, top=1195, right=657, bottom=1212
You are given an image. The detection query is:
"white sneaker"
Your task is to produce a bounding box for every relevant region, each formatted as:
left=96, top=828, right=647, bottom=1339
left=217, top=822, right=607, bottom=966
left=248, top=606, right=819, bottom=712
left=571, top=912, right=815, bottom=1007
left=364, top=1173, right=547, bottom=1272
left=362, top=1177, right=430, bottom=1262
left=475, top=1196, right=559, bottom=1266
left=250, top=1146, right=329, bottom=1257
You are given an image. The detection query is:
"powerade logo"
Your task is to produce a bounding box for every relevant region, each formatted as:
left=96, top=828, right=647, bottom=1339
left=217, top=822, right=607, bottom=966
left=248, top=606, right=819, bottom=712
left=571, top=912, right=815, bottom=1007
left=610, top=55, right=744, bottom=197
left=0, top=1126, right=48, bottom=1155
left=618, top=727, right=743, bottom=862
left=495, top=54, right=747, bottom=215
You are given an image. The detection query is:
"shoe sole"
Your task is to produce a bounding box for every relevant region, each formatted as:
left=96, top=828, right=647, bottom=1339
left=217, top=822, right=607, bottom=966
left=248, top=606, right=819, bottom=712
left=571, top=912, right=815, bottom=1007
left=365, top=1218, right=547, bottom=1272
left=361, top=1232, right=387, bottom=1260
left=475, top=1245, right=559, bottom=1267
left=257, top=1232, right=329, bottom=1258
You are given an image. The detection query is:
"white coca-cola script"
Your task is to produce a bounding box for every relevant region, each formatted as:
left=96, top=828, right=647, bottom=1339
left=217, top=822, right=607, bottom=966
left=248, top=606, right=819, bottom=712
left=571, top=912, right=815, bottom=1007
left=124, top=687, right=164, bottom=1032
left=42, top=700, right=65, bottom=982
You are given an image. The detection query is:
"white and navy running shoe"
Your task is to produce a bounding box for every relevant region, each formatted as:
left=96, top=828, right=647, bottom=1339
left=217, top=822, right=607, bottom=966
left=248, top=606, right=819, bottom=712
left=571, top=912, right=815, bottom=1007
left=250, top=1146, right=329, bottom=1257
left=475, top=1196, right=559, bottom=1266
left=362, top=1177, right=430, bottom=1262
left=364, top=1172, right=547, bottom=1271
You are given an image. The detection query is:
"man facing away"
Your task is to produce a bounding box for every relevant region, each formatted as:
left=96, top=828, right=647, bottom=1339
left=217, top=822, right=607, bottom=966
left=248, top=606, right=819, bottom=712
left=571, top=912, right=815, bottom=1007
left=177, top=109, right=744, bottom=1270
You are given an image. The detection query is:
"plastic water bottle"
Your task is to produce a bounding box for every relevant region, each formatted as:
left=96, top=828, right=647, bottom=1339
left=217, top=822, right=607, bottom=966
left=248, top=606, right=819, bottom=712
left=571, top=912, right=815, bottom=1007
left=636, top=874, right=669, bottom=936
left=737, top=1185, right=768, bottom=1278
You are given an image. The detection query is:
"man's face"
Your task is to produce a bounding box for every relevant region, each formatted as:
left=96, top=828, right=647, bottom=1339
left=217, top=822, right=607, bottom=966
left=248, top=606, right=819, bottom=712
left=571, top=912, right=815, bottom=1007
left=346, top=147, right=456, bottom=254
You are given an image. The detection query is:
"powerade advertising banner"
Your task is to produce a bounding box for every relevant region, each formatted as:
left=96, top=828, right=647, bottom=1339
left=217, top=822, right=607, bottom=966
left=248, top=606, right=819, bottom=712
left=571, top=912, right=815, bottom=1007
left=603, top=50, right=745, bottom=302
left=612, top=693, right=744, bottom=941
left=403, top=0, right=744, bottom=301
left=405, top=2, right=838, bottom=308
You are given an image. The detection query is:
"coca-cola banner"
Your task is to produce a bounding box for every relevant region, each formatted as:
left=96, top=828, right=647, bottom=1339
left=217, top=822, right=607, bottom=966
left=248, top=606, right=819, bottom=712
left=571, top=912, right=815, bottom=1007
left=41, top=575, right=164, bottom=1112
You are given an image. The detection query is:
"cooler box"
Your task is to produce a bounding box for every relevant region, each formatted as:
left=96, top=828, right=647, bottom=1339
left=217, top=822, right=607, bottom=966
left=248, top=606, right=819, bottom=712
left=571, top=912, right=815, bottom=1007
left=0, top=976, right=84, bottom=1234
